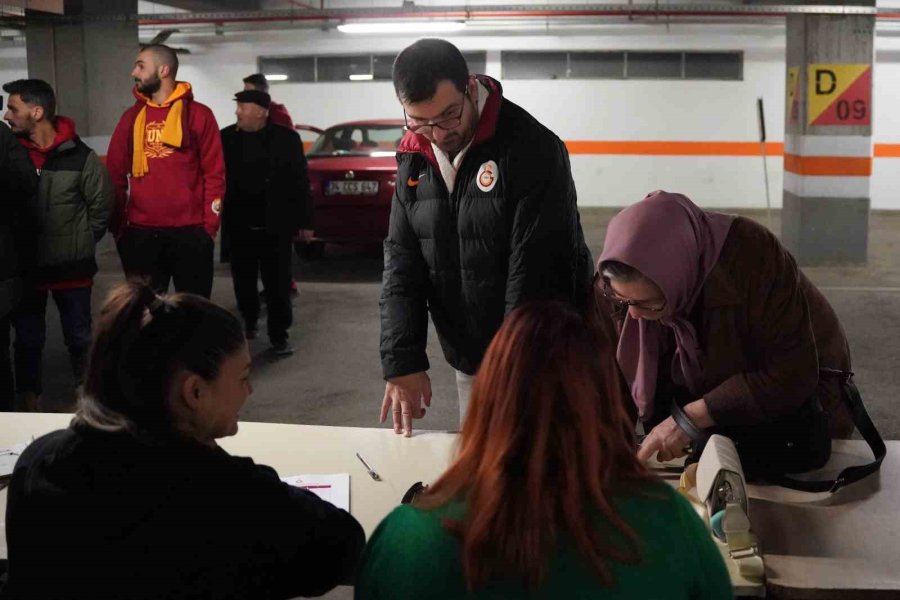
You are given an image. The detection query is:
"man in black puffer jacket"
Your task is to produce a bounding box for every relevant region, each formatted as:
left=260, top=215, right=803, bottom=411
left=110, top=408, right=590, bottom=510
left=380, top=39, right=593, bottom=436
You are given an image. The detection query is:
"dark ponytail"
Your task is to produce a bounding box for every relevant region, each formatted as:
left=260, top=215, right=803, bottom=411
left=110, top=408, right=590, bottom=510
left=74, top=282, right=244, bottom=437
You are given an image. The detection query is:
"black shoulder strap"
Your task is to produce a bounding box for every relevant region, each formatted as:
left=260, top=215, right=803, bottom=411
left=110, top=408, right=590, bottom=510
left=772, top=370, right=886, bottom=493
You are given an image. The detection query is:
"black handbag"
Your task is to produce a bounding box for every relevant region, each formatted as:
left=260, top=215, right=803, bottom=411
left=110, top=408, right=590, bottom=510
left=674, top=369, right=885, bottom=493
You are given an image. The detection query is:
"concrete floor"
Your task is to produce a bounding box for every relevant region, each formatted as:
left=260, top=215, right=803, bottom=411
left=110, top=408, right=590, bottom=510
left=25, top=207, right=900, bottom=599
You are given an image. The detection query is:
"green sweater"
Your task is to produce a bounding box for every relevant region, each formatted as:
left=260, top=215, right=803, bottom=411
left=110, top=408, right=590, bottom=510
left=356, top=480, right=732, bottom=600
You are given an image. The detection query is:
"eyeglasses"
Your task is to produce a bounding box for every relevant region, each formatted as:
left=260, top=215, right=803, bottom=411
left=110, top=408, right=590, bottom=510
left=595, top=274, right=667, bottom=313
left=403, top=88, right=469, bottom=135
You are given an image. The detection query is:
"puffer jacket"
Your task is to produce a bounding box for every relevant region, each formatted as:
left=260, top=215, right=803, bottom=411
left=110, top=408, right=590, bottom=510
left=18, top=116, right=114, bottom=284
left=380, top=76, right=593, bottom=379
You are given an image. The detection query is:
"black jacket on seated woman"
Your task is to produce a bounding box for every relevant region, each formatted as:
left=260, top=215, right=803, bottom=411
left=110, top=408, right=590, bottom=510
left=2, top=284, right=364, bottom=600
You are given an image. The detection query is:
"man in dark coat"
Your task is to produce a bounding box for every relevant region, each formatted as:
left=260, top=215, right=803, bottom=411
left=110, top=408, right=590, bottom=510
left=0, top=122, right=38, bottom=411
left=380, top=39, right=593, bottom=436
left=221, top=90, right=311, bottom=356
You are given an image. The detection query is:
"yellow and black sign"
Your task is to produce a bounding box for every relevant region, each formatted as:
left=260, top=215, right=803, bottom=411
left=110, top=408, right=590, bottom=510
left=807, top=64, right=871, bottom=126
left=786, top=66, right=800, bottom=123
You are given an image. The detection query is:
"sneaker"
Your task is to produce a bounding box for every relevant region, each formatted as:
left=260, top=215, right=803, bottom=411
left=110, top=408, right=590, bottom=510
left=245, top=322, right=259, bottom=340
left=270, top=340, right=295, bottom=356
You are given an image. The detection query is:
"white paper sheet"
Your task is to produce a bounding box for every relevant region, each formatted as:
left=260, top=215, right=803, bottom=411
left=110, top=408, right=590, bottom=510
left=0, top=442, right=31, bottom=478
left=281, top=473, right=350, bottom=512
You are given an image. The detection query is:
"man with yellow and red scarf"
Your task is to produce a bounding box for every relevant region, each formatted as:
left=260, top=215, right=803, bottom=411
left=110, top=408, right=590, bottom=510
left=107, top=44, right=225, bottom=298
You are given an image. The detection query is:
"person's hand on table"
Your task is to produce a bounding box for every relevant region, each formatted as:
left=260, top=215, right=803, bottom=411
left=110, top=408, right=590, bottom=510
left=381, top=371, right=432, bottom=438
left=637, top=416, right=693, bottom=463
left=637, top=399, right=714, bottom=463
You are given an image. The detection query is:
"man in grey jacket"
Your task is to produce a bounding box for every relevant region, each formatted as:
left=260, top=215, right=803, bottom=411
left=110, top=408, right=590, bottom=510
left=3, top=79, right=113, bottom=411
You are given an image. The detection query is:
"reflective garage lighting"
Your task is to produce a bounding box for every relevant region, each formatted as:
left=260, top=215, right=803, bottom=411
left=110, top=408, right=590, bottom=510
left=337, top=21, right=466, bottom=34
left=264, top=74, right=289, bottom=81
left=349, top=74, right=375, bottom=81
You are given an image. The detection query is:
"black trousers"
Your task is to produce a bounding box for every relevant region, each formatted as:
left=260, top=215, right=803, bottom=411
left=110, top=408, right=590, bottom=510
left=230, top=228, right=293, bottom=343
left=117, top=226, right=214, bottom=298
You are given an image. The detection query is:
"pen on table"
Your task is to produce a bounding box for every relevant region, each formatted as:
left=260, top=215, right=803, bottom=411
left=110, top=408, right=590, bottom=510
left=356, top=453, right=381, bottom=481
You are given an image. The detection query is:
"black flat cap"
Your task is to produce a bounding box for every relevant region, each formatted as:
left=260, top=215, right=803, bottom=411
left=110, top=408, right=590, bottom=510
left=233, top=89, right=271, bottom=109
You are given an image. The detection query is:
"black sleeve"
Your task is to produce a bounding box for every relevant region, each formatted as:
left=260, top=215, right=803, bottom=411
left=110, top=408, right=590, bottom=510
left=288, top=129, right=312, bottom=230
left=225, top=453, right=366, bottom=597
left=503, top=131, right=585, bottom=312
left=379, top=166, right=430, bottom=380
left=0, top=124, right=38, bottom=211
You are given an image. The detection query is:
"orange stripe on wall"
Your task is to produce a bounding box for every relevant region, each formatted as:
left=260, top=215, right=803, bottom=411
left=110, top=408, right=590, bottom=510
left=783, top=154, right=872, bottom=176
left=564, top=141, right=784, bottom=156
left=96, top=142, right=900, bottom=163
left=875, top=144, right=900, bottom=158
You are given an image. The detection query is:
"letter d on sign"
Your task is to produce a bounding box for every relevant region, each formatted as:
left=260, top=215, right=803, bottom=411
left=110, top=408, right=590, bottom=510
left=816, top=70, right=837, bottom=95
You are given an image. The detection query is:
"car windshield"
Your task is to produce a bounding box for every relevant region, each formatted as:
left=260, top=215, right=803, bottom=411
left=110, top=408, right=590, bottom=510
left=308, top=124, right=404, bottom=157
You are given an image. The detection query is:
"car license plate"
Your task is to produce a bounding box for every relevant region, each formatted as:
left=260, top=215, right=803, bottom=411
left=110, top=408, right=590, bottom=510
left=326, top=180, right=379, bottom=196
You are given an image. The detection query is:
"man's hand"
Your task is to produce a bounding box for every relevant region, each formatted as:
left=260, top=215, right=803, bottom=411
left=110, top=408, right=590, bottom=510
left=380, top=371, right=432, bottom=437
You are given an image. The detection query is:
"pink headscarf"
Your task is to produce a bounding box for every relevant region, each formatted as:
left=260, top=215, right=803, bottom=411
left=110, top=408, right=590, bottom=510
left=599, top=191, right=735, bottom=420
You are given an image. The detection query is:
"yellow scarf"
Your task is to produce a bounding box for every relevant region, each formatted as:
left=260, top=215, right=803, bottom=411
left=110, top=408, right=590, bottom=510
left=131, top=82, right=191, bottom=178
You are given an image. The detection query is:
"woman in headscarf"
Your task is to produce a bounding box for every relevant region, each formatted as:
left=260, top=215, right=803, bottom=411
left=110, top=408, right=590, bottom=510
left=596, top=191, right=852, bottom=477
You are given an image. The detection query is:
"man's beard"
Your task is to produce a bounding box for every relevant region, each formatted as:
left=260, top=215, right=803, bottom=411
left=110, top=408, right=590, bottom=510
left=7, top=118, right=34, bottom=137
left=136, top=73, right=162, bottom=96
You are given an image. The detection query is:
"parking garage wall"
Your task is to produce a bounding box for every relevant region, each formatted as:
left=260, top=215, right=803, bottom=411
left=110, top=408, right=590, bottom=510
left=4, top=23, right=900, bottom=209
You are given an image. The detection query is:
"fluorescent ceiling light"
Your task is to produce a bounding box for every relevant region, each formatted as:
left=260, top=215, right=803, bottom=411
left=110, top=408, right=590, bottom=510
left=349, top=73, right=374, bottom=81
left=264, top=74, right=288, bottom=81
left=338, top=21, right=466, bottom=34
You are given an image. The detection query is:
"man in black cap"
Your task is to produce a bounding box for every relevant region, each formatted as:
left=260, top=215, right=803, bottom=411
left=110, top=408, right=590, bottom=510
left=220, top=89, right=311, bottom=356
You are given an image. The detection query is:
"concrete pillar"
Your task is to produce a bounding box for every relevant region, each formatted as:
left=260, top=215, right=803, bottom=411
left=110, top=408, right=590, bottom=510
left=782, top=13, right=874, bottom=265
left=25, top=0, right=137, bottom=152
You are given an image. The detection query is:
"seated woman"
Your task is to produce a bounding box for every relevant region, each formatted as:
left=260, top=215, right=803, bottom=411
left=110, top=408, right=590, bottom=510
left=356, top=301, right=731, bottom=600
left=597, top=190, right=852, bottom=475
left=4, top=283, right=365, bottom=600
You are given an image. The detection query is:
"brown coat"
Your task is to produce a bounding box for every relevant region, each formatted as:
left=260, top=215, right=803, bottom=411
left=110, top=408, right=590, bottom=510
left=605, top=217, right=853, bottom=438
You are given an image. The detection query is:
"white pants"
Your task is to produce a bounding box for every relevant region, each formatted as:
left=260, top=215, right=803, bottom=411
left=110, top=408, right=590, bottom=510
left=455, top=370, right=474, bottom=428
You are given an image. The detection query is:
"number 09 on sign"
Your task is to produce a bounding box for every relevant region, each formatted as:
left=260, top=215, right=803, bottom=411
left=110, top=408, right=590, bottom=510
left=807, top=64, right=872, bottom=126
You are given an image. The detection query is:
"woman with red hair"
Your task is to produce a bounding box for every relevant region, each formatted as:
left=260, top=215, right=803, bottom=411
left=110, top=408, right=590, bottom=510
left=356, top=301, right=731, bottom=599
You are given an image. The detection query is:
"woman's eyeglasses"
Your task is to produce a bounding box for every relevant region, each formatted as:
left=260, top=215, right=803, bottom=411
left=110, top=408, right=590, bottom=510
left=403, top=89, right=469, bottom=135
left=595, top=274, right=667, bottom=313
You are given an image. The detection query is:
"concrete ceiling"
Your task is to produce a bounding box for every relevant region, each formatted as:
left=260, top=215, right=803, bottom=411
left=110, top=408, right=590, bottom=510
left=145, top=0, right=261, bottom=10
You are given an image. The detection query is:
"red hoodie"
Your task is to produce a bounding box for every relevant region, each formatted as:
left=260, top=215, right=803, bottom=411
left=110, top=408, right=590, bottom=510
left=18, top=116, right=92, bottom=291
left=107, top=83, right=225, bottom=237
left=20, top=115, right=77, bottom=172
left=268, top=102, right=295, bottom=129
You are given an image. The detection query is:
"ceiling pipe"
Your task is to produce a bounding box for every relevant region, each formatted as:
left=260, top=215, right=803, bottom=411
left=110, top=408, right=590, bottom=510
left=130, top=4, right=890, bottom=27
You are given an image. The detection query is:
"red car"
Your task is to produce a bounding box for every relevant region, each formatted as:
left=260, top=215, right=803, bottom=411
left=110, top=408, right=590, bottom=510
left=302, top=120, right=405, bottom=256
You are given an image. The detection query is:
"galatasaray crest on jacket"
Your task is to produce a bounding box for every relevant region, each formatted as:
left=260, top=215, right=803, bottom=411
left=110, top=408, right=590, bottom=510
left=476, top=160, right=498, bottom=193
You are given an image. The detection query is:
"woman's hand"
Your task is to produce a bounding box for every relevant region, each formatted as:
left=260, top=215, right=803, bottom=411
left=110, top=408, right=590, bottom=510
left=637, top=399, right=714, bottom=463
left=637, top=416, right=693, bottom=462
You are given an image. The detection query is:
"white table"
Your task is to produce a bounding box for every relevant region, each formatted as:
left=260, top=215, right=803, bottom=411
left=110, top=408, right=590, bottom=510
left=745, top=441, right=900, bottom=599
left=1, top=414, right=894, bottom=598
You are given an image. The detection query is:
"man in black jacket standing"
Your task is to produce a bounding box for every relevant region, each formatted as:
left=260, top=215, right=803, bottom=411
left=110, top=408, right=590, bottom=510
left=0, top=122, right=38, bottom=411
left=380, top=39, right=593, bottom=436
left=221, top=90, right=310, bottom=356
